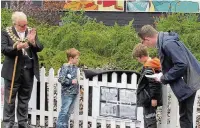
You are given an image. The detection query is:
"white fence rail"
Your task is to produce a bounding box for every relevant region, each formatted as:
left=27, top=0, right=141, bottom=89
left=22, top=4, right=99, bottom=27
left=1, top=67, right=200, bottom=128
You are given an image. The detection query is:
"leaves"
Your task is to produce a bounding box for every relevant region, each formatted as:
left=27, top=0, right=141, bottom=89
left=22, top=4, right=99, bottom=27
left=1, top=9, right=12, bottom=29
left=2, top=9, right=200, bottom=73
left=155, top=13, right=200, bottom=61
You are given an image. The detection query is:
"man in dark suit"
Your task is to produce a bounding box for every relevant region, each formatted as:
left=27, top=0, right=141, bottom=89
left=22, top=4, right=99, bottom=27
left=1, top=11, right=43, bottom=128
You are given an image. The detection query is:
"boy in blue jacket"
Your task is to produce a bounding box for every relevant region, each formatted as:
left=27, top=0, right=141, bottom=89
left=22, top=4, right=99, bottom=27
left=57, top=48, right=80, bottom=128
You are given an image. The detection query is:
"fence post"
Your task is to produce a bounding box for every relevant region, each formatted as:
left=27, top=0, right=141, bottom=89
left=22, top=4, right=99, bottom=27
left=193, top=90, right=200, bottom=128
left=92, top=75, right=100, bottom=128
left=169, top=87, right=179, bottom=128
left=40, top=67, right=46, bottom=126
left=57, top=69, right=61, bottom=115
left=48, top=68, right=55, bottom=127
left=160, top=85, right=169, bottom=128
left=83, top=75, right=89, bottom=128
left=112, top=72, right=117, bottom=87
left=73, top=68, right=80, bottom=128
left=30, top=77, right=37, bottom=125
left=121, top=73, right=127, bottom=88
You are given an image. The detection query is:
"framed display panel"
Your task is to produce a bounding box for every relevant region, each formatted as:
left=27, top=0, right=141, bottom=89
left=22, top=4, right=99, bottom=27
left=100, top=86, right=137, bottom=120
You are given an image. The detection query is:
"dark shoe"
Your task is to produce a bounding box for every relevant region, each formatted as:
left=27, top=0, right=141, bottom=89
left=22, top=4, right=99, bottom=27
left=18, top=123, right=33, bottom=128
left=13, top=123, right=18, bottom=128
left=2, top=121, right=15, bottom=128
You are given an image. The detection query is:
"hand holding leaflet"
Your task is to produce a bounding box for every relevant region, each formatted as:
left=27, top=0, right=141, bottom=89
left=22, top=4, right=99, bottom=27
left=145, top=72, right=163, bottom=82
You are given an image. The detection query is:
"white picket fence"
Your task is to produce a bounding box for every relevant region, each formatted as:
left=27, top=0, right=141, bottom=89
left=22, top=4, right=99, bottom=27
left=1, top=67, right=200, bottom=128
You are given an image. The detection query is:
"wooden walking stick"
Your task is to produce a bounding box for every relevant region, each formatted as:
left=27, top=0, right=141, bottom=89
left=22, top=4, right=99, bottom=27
left=8, top=56, right=18, bottom=104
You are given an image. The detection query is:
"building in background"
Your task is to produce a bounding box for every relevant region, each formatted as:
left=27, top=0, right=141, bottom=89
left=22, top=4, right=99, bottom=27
left=1, top=0, right=199, bottom=30
left=127, top=0, right=200, bottom=13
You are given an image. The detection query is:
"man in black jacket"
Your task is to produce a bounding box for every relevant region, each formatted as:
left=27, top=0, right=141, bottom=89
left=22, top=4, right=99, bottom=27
left=133, top=43, right=162, bottom=128
left=1, top=11, right=43, bottom=128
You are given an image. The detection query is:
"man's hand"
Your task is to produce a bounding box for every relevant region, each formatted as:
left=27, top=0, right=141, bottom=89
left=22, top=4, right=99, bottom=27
left=27, top=28, right=36, bottom=46
left=17, top=42, right=29, bottom=50
left=16, top=42, right=24, bottom=50
left=16, top=42, right=23, bottom=50
left=154, top=72, right=163, bottom=82
left=151, top=99, right=157, bottom=107
left=72, top=79, right=77, bottom=85
left=22, top=42, right=29, bottom=48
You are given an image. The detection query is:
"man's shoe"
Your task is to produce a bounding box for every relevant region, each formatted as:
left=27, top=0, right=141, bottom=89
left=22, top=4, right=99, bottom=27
left=18, top=123, right=33, bottom=128
left=2, top=122, right=14, bottom=128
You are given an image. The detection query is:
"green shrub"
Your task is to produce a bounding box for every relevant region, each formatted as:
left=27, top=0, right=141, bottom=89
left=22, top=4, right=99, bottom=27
left=2, top=9, right=199, bottom=73
left=155, top=13, right=200, bottom=61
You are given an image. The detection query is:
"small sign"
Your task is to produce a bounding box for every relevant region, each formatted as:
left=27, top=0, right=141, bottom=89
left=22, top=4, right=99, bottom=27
left=100, top=87, right=137, bottom=120
left=100, top=102, right=118, bottom=117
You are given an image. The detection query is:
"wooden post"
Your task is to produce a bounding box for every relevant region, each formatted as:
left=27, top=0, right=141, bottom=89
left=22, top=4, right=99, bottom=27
left=9, top=56, right=18, bottom=103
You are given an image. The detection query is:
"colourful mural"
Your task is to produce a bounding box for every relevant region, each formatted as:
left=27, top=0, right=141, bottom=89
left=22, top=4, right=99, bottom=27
left=27, top=0, right=200, bottom=13
left=126, top=0, right=200, bottom=13
left=63, top=0, right=124, bottom=11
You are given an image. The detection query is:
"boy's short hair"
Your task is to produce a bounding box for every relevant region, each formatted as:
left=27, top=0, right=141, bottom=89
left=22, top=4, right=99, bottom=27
left=138, top=25, right=158, bottom=40
left=66, top=48, right=80, bottom=60
left=132, top=43, right=148, bottom=58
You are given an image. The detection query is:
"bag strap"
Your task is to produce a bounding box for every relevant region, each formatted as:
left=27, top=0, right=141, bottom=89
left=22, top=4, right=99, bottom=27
left=137, top=70, right=150, bottom=97
left=137, top=70, right=146, bottom=87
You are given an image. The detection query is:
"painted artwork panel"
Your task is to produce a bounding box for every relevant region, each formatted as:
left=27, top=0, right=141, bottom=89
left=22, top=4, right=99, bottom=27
left=43, top=0, right=124, bottom=11
left=126, top=0, right=200, bottom=13
left=64, top=0, right=124, bottom=11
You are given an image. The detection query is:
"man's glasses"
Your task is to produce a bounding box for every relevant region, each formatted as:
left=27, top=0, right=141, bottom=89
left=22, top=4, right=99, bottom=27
left=16, top=24, right=28, bottom=28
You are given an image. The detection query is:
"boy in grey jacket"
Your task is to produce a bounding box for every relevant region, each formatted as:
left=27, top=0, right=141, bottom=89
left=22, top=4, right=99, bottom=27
left=57, top=48, right=80, bottom=128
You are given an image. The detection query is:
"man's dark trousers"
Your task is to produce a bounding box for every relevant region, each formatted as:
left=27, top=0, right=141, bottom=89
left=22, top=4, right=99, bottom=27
left=179, top=92, right=196, bottom=128
left=3, top=68, right=34, bottom=128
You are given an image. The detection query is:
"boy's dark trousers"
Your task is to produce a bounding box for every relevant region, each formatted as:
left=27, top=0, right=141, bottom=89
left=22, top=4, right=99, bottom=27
left=143, top=106, right=157, bottom=128
left=179, top=92, right=196, bottom=128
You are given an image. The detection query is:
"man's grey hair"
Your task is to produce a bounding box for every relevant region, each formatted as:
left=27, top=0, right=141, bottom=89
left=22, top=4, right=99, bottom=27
left=138, top=25, right=158, bottom=40
left=12, top=11, right=27, bottom=25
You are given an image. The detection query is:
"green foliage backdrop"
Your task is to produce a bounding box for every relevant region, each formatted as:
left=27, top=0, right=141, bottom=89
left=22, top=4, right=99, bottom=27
left=1, top=9, right=200, bottom=72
